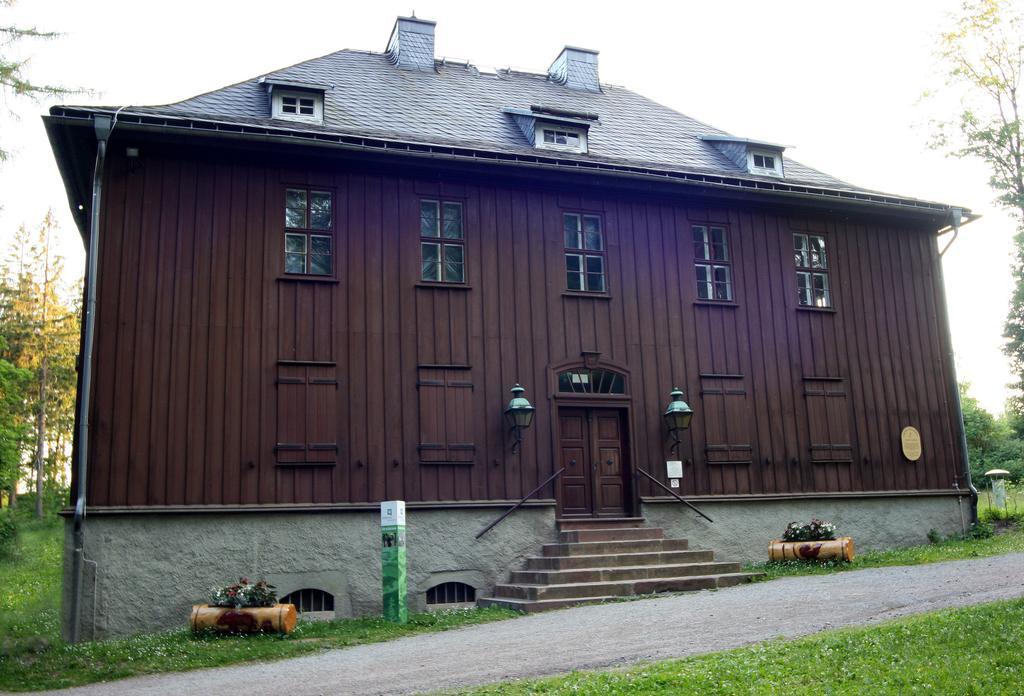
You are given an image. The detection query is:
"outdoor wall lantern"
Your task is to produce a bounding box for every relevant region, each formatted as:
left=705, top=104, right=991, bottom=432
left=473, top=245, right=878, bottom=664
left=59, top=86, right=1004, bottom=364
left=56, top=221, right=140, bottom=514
left=504, top=384, right=535, bottom=454
left=663, top=388, right=694, bottom=456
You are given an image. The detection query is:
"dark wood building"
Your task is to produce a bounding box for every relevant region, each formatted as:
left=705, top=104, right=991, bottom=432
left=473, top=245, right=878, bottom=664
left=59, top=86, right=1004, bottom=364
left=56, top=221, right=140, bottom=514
left=46, top=17, right=975, bottom=638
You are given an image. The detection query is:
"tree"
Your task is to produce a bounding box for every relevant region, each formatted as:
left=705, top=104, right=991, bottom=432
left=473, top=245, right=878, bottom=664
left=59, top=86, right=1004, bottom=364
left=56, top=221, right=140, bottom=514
left=0, top=211, right=81, bottom=515
left=0, top=0, right=82, bottom=162
left=960, top=382, right=1004, bottom=459
left=930, top=1, right=1024, bottom=410
left=959, top=383, right=1024, bottom=485
left=0, top=345, right=30, bottom=506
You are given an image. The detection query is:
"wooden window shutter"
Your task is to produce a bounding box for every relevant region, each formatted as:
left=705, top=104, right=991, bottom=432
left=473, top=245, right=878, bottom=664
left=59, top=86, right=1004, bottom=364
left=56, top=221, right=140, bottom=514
left=275, top=364, right=338, bottom=464
left=803, top=378, right=853, bottom=462
left=699, top=375, right=753, bottom=464
left=418, top=367, right=475, bottom=463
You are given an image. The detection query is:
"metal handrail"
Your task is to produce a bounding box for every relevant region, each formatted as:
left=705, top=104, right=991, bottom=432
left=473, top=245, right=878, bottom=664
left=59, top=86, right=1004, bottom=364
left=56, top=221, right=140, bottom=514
left=475, top=467, right=566, bottom=540
left=634, top=467, right=714, bottom=523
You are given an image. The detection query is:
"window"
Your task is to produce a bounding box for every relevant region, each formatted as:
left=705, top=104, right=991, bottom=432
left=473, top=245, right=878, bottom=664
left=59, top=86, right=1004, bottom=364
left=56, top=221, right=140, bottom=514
left=420, top=200, right=465, bottom=283
left=272, top=89, right=323, bottom=123
left=564, top=213, right=606, bottom=293
left=793, top=233, right=831, bottom=308
left=749, top=149, right=783, bottom=176
left=280, top=588, right=335, bottom=614
left=417, top=367, right=475, bottom=463
left=426, top=582, right=476, bottom=607
left=544, top=129, right=579, bottom=147
left=557, top=367, right=625, bottom=394
left=536, top=125, right=588, bottom=153
left=284, top=188, right=333, bottom=276
left=693, top=225, right=732, bottom=301
left=275, top=364, right=338, bottom=464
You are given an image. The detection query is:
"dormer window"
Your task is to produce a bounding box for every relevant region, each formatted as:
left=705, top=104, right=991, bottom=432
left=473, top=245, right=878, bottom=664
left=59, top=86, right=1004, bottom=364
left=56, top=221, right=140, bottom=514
left=701, top=135, right=787, bottom=178
left=505, top=106, right=595, bottom=155
left=537, top=125, right=587, bottom=153
left=749, top=149, right=783, bottom=177
left=272, top=89, right=323, bottom=124
left=282, top=95, right=315, bottom=116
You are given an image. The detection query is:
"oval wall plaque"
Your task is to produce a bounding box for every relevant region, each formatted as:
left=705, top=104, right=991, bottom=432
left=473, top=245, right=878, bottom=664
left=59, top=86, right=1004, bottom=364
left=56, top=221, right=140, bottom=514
left=901, top=426, right=922, bottom=462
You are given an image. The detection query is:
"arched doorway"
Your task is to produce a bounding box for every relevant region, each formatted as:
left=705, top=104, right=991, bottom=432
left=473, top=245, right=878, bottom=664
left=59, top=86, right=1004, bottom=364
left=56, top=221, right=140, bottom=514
left=550, top=359, right=633, bottom=518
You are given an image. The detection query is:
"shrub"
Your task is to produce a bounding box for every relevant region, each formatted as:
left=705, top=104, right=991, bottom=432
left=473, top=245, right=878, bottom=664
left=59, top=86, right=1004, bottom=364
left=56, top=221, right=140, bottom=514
left=0, top=511, right=16, bottom=558
left=966, top=521, right=995, bottom=540
left=782, top=518, right=838, bottom=542
left=927, top=528, right=943, bottom=544
left=209, top=578, right=277, bottom=608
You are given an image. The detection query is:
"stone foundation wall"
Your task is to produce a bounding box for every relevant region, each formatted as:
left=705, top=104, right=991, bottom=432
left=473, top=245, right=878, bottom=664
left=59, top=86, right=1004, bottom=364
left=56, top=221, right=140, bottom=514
left=62, top=506, right=556, bottom=640
left=63, top=494, right=968, bottom=640
left=642, top=494, right=968, bottom=562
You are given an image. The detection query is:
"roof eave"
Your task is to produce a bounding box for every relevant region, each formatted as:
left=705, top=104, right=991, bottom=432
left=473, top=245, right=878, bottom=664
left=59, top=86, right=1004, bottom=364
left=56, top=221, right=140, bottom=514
left=45, top=107, right=971, bottom=227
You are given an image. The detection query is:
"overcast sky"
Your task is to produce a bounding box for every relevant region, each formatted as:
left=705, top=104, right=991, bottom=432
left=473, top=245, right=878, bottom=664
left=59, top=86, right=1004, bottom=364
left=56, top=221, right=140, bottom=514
left=0, top=0, right=1015, bottom=413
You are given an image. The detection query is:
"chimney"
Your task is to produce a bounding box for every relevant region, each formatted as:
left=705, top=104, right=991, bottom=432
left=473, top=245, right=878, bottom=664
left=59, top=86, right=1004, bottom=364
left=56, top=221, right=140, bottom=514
left=386, top=16, right=436, bottom=71
left=548, top=46, right=600, bottom=92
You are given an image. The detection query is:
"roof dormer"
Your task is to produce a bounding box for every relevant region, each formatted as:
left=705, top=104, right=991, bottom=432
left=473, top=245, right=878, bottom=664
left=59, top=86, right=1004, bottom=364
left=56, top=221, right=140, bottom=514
left=505, top=105, right=599, bottom=154
left=260, top=77, right=329, bottom=125
left=700, top=135, right=787, bottom=178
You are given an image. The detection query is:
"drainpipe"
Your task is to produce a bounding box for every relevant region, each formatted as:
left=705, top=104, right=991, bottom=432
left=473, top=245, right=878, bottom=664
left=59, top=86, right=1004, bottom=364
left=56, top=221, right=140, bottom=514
left=935, top=207, right=979, bottom=525
left=69, top=114, right=112, bottom=643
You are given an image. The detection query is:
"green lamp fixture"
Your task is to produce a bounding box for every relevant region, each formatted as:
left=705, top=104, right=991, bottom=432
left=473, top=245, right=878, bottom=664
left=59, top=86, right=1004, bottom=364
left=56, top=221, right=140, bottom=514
left=504, top=384, right=535, bottom=453
left=663, top=388, right=694, bottom=455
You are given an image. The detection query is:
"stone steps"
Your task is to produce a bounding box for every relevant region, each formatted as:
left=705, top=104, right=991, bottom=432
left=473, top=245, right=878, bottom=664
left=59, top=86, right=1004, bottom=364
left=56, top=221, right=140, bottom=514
left=559, top=527, right=665, bottom=543
left=477, top=519, right=760, bottom=612
left=541, top=537, right=690, bottom=557
left=524, top=549, right=715, bottom=570
left=489, top=572, right=759, bottom=602
left=510, top=560, right=743, bottom=585
left=555, top=517, right=646, bottom=531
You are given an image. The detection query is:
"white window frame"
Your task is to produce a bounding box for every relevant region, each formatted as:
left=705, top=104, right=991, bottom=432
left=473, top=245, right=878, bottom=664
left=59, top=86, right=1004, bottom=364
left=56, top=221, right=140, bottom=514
left=747, top=149, right=784, bottom=177
left=793, top=233, right=831, bottom=308
left=535, top=124, right=588, bottom=153
left=272, top=89, right=324, bottom=124
left=693, top=225, right=733, bottom=301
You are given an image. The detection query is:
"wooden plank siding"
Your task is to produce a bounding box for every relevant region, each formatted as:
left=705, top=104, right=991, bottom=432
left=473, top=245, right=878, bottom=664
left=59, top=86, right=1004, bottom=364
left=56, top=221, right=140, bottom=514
left=80, top=147, right=965, bottom=507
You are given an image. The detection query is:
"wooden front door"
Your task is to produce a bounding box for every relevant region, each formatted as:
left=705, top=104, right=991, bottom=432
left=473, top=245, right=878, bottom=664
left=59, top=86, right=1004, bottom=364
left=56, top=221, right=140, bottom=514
left=558, top=408, right=629, bottom=517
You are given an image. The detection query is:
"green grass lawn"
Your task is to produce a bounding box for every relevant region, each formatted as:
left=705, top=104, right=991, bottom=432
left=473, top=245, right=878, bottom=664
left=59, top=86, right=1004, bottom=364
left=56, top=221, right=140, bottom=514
left=0, top=518, right=517, bottom=692
left=460, top=598, right=1024, bottom=695
left=2, top=504, right=1023, bottom=692
left=745, top=522, right=1024, bottom=581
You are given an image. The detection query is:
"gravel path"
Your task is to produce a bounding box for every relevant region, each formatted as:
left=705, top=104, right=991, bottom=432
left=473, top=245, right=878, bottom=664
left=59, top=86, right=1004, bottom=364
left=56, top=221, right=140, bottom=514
left=30, top=553, right=1024, bottom=696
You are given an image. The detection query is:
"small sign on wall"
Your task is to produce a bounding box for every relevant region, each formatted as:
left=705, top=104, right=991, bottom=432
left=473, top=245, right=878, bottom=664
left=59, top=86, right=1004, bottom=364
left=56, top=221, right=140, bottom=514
left=666, top=460, right=683, bottom=479
left=901, top=426, right=922, bottom=462
left=670, top=480, right=680, bottom=489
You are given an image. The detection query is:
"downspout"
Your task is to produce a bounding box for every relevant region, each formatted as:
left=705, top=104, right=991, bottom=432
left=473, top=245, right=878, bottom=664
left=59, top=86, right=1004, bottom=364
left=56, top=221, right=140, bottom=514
left=935, top=207, right=979, bottom=525
left=69, top=114, right=112, bottom=643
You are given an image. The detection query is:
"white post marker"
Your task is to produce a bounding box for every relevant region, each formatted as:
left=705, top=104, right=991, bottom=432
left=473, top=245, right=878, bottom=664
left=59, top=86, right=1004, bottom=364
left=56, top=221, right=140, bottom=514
left=381, top=500, right=407, bottom=623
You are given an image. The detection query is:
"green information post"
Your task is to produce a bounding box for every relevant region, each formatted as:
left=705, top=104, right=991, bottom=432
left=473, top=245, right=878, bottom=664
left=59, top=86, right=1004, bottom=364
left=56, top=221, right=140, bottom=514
left=380, top=500, right=407, bottom=623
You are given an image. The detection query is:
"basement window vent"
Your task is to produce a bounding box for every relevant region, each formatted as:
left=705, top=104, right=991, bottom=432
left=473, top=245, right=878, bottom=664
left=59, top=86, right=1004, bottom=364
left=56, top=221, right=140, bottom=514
left=280, top=588, right=335, bottom=614
left=426, top=582, right=476, bottom=607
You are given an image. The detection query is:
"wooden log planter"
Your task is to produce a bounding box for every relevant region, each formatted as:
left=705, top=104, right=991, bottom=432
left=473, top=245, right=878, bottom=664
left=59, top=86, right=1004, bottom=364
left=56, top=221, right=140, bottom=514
left=768, top=537, right=855, bottom=562
left=190, top=603, right=298, bottom=634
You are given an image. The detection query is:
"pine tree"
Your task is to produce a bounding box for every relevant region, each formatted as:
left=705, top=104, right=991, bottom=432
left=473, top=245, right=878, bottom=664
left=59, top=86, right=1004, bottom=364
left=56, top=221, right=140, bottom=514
left=1, top=0, right=84, bottom=162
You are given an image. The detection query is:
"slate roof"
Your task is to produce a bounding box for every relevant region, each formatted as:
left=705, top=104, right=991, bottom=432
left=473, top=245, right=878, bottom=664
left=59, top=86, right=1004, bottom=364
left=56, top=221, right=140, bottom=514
left=120, top=48, right=868, bottom=193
